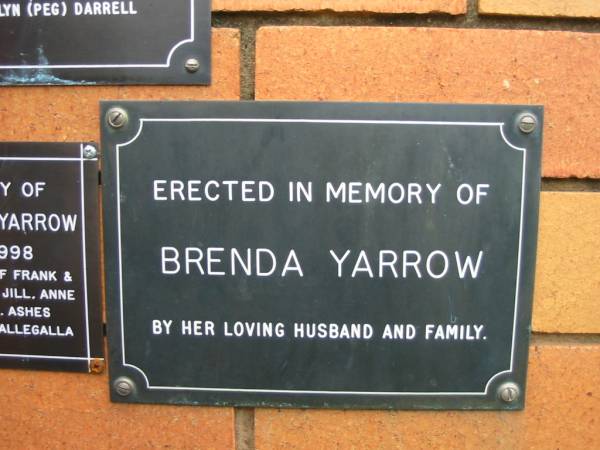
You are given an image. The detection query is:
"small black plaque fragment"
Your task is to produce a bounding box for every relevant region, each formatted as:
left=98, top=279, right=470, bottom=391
left=102, top=101, right=542, bottom=409
left=0, top=0, right=211, bottom=85
left=0, top=143, right=103, bottom=373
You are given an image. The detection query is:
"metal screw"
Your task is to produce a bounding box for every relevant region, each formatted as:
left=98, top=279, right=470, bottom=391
left=106, top=107, right=128, bottom=129
left=114, top=377, right=134, bottom=397
left=184, top=58, right=200, bottom=73
left=89, top=358, right=105, bottom=374
left=83, top=145, right=97, bottom=159
left=498, top=382, right=520, bottom=403
left=518, top=113, right=537, bottom=134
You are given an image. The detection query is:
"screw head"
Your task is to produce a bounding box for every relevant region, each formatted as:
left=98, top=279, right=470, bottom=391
left=184, top=58, right=200, bottom=73
left=518, top=113, right=537, bottom=134
left=89, top=358, right=105, bottom=374
left=83, top=145, right=97, bottom=159
left=106, top=107, right=128, bottom=129
left=113, top=377, right=134, bottom=397
left=498, top=382, right=520, bottom=403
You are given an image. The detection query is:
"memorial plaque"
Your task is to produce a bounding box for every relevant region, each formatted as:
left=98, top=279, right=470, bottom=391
left=0, top=0, right=210, bottom=85
left=0, top=143, right=103, bottom=373
left=102, top=101, right=542, bottom=409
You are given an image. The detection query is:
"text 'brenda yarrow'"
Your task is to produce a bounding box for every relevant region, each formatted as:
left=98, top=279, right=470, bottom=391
left=161, top=247, right=484, bottom=280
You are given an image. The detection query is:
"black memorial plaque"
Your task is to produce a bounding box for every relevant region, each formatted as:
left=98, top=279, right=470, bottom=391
left=0, top=0, right=210, bottom=85
left=0, top=143, right=103, bottom=372
left=102, top=101, right=542, bottom=409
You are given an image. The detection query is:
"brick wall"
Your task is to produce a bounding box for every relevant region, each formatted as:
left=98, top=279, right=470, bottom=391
left=1, top=2, right=599, bottom=448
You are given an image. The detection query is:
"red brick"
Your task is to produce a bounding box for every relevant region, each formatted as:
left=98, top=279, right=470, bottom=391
left=534, top=192, right=600, bottom=333
left=0, top=29, right=240, bottom=143
left=214, top=0, right=466, bottom=14
left=0, top=370, right=234, bottom=449
left=255, top=340, right=600, bottom=449
left=256, top=27, right=600, bottom=178
left=480, top=0, right=600, bottom=18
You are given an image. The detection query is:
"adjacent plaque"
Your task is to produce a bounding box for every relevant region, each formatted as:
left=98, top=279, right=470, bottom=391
left=102, top=101, right=542, bottom=409
left=0, top=143, right=103, bottom=372
left=0, top=0, right=211, bottom=85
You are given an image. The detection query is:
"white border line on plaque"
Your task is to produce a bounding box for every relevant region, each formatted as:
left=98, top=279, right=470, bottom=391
left=0, top=153, right=97, bottom=364
left=0, top=0, right=195, bottom=70
left=115, top=118, right=527, bottom=396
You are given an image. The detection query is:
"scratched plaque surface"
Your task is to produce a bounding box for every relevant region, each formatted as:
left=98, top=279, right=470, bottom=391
left=0, top=0, right=210, bottom=85
left=102, top=101, right=542, bottom=409
left=0, top=143, right=103, bottom=373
